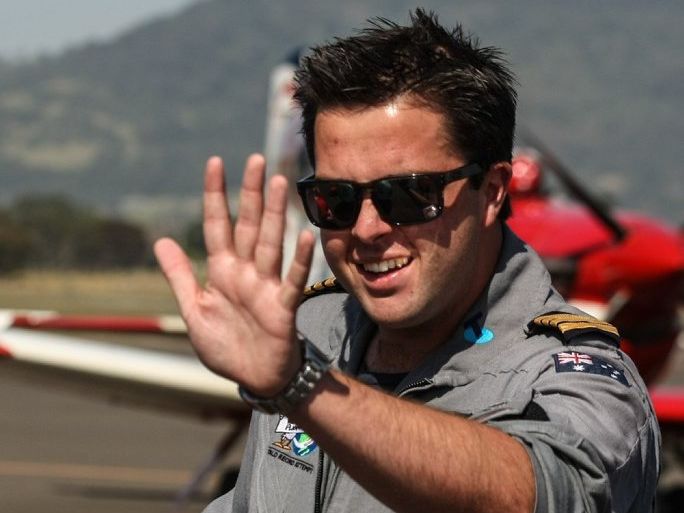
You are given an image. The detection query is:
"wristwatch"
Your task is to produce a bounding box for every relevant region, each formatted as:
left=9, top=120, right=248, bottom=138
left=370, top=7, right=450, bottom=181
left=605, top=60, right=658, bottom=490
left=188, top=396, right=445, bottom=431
left=238, top=335, right=331, bottom=415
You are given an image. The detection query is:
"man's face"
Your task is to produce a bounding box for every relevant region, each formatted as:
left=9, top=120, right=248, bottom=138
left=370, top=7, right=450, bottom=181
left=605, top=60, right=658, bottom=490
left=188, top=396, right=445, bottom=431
left=313, top=98, right=496, bottom=331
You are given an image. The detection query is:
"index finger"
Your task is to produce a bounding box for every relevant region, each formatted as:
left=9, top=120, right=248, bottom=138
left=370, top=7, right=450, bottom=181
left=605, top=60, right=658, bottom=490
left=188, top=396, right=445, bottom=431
left=203, top=156, right=234, bottom=256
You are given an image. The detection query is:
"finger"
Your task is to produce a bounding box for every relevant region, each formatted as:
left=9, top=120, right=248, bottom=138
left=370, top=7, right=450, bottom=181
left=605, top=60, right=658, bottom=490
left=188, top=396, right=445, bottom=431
left=203, top=156, right=233, bottom=256
left=255, top=175, right=288, bottom=277
left=154, top=238, right=201, bottom=319
left=234, top=154, right=266, bottom=260
left=279, top=230, right=315, bottom=310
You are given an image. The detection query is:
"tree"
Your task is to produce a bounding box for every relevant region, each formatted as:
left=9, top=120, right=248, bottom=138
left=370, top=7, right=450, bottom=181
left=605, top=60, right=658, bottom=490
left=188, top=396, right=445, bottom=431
left=11, top=194, right=97, bottom=267
left=74, top=219, right=149, bottom=268
left=0, top=209, right=31, bottom=273
left=9, top=194, right=150, bottom=269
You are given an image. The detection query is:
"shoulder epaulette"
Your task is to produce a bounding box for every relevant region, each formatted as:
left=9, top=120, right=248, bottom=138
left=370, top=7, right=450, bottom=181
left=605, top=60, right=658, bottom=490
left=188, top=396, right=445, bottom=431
left=301, top=277, right=345, bottom=302
left=530, top=312, right=620, bottom=343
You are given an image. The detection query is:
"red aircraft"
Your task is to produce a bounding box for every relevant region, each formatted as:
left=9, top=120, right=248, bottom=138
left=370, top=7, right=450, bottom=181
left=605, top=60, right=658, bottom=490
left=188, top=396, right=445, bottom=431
left=505, top=139, right=684, bottom=509
left=508, top=137, right=683, bottom=390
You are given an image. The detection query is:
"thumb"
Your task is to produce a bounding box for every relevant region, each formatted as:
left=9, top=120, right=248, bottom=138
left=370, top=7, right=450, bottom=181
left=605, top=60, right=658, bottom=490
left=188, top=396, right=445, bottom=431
left=154, top=237, right=200, bottom=318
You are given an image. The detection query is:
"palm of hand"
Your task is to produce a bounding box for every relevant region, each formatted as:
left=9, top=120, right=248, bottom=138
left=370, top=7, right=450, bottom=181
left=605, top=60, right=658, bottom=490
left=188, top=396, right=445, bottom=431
left=155, top=155, right=314, bottom=397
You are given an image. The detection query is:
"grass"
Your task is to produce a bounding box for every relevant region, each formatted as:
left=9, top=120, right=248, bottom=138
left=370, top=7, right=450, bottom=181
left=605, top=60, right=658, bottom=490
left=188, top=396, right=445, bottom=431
left=0, top=268, right=183, bottom=315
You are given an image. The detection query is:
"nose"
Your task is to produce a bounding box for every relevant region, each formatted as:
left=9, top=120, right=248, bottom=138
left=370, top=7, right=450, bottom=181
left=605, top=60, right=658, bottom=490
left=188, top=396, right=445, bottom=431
left=350, top=197, right=393, bottom=242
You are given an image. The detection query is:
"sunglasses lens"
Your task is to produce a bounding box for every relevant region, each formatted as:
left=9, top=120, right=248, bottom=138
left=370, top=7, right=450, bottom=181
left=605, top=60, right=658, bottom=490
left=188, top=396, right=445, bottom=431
left=374, top=175, right=441, bottom=224
left=298, top=174, right=444, bottom=229
left=301, top=182, right=359, bottom=228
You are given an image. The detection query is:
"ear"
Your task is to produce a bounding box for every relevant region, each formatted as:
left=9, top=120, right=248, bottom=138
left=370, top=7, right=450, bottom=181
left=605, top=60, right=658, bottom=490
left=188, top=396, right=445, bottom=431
left=482, top=161, right=511, bottom=226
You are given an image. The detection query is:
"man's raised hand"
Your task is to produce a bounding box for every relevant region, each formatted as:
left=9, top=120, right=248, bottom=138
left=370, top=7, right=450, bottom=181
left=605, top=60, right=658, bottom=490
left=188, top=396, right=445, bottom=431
left=154, top=155, right=315, bottom=397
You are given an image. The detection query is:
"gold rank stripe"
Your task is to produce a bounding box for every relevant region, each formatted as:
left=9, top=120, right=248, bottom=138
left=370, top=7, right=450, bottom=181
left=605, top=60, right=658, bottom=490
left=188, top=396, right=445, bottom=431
left=532, top=313, right=620, bottom=338
left=302, top=277, right=340, bottom=297
left=552, top=321, right=620, bottom=337
left=535, top=313, right=615, bottom=330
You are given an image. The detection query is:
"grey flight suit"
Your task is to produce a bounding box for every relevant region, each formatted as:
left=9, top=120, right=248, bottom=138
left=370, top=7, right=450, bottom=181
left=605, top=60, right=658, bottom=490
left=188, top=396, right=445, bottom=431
left=205, top=226, right=660, bottom=513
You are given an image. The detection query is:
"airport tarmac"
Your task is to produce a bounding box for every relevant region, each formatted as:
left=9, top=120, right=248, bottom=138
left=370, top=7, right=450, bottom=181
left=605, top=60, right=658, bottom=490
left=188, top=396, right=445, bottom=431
left=0, top=332, right=246, bottom=513
left=2, top=333, right=683, bottom=513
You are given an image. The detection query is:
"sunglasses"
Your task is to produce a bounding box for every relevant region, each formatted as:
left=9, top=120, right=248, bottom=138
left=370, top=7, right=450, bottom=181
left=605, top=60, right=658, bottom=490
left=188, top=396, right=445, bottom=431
left=296, top=163, right=482, bottom=229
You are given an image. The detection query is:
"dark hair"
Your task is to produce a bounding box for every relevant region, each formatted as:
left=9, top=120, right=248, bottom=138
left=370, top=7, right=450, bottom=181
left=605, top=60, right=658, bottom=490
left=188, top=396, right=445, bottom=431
left=293, top=8, right=516, bottom=219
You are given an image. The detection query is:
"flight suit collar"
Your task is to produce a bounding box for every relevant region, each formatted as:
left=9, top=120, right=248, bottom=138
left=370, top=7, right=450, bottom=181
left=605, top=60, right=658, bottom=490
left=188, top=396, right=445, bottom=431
left=341, top=224, right=563, bottom=391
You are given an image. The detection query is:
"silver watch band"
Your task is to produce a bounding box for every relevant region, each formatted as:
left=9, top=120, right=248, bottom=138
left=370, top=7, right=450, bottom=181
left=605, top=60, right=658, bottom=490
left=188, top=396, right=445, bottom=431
left=238, top=335, right=331, bottom=414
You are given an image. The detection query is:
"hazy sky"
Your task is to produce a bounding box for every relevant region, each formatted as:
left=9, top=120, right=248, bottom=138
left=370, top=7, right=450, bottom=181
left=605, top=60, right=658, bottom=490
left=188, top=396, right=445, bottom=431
left=0, top=0, right=197, bottom=60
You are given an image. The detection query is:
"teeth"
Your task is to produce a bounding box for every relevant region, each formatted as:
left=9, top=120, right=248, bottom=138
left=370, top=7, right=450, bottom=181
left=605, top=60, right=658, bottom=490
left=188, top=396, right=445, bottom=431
left=362, top=257, right=409, bottom=273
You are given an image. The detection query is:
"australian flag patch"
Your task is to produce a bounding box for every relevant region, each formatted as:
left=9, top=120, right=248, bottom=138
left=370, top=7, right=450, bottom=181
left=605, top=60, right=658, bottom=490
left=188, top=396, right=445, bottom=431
left=552, top=351, right=629, bottom=387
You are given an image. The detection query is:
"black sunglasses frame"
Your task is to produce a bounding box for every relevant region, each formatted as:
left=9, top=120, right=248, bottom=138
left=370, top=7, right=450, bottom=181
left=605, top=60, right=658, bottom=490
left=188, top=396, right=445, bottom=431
left=296, top=162, right=483, bottom=229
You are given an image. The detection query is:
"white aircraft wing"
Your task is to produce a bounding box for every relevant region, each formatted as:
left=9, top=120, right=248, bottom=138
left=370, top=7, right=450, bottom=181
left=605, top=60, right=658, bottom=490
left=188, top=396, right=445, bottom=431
left=0, top=327, right=248, bottom=420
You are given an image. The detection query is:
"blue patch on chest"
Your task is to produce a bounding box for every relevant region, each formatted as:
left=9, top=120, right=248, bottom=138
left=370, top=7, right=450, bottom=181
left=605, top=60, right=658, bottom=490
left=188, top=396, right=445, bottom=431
left=463, top=313, right=494, bottom=345
left=464, top=325, right=494, bottom=344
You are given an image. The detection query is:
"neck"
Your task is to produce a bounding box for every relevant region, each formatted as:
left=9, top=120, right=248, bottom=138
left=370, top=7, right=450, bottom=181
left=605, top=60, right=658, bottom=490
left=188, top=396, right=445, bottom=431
left=364, top=329, right=435, bottom=373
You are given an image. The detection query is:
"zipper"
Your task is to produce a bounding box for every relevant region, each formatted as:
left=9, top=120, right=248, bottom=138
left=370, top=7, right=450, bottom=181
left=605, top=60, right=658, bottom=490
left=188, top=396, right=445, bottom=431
left=314, top=449, right=324, bottom=513
left=397, top=377, right=433, bottom=397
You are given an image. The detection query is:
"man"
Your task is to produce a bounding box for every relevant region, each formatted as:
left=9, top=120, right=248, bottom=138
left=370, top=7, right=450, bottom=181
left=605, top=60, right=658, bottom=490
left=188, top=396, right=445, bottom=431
left=155, top=9, right=659, bottom=513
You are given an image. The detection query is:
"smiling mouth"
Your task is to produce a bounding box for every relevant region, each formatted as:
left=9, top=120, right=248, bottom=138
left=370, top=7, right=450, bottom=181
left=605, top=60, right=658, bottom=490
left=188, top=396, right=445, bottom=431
left=361, top=257, right=410, bottom=274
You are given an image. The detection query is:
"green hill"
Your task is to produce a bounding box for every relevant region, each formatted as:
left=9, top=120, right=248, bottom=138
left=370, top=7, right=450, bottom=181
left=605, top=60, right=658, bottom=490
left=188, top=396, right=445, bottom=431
left=0, top=0, right=681, bottom=228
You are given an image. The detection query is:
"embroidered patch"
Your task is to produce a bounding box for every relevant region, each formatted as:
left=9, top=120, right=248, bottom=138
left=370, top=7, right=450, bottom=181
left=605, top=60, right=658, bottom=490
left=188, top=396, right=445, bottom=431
left=267, top=446, right=314, bottom=473
left=292, top=433, right=317, bottom=457
left=552, top=351, right=629, bottom=386
left=268, top=415, right=318, bottom=472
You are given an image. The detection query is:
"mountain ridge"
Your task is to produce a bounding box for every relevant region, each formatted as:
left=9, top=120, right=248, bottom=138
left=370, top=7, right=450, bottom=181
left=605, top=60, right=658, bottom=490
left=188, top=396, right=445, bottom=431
left=0, top=0, right=681, bottom=228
